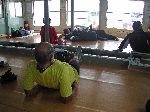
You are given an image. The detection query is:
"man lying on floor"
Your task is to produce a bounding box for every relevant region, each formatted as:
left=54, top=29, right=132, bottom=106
left=22, top=42, right=80, bottom=104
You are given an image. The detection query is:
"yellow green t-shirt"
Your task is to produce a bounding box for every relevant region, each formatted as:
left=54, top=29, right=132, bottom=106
left=23, top=59, right=79, bottom=97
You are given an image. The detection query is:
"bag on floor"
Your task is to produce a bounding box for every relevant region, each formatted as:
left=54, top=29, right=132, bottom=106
left=0, top=68, right=17, bottom=84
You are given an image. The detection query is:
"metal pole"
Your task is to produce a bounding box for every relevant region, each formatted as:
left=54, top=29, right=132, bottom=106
left=3, top=0, right=9, bottom=36
left=71, top=0, right=74, bottom=32
left=99, top=0, right=108, bottom=30
left=99, top=0, right=101, bottom=30
left=44, top=0, right=50, bottom=42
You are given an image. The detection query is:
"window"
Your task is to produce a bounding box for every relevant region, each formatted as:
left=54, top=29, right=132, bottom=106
left=0, top=2, right=2, bottom=18
left=33, top=1, right=44, bottom=26
left=49, top=0, right=60, bottom=26
left=33, top=0, right=60, bottom=26
left=9, top=2, right=22, bottom=17
left=0, top=0, right=2, bottom=14
left=67, top=0, right=99, bottom=27
left=15, top=2, right=22, bottom=17
left=9, top=2, right=15, bottom=17
left=106, top=0, right=144, bottom=30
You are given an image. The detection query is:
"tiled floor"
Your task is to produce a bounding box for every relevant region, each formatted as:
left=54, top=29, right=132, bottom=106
left=0, top=35, right=148, bottom=112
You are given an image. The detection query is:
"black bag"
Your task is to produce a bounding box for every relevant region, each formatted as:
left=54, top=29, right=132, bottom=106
left=0, top=68, right=17, bottom=84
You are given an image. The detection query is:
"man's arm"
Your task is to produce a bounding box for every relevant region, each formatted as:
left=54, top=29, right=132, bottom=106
left=24, top=85, right=41, bottom=97
left=23, top=61, right=37, bottom=96
left=59, top=66, right=79, bottom=104
left=60, top=82, right=78, bottom=104
left=118, top=36, right=129, bottom=52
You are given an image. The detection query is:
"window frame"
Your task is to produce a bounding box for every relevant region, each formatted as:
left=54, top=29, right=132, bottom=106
left=33, top=0, right=60, bottom=26
left=66, top=0, right=99, bottom=27
left=0, top=7, right=2, bottom=18
left=0, top=0, right=3, bottom=18
left=106, top=0, right=144, bottom=30
left=9, top=2, right=23, bottom=18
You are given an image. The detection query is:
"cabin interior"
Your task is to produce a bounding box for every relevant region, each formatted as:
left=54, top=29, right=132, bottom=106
left=0, top=0, right=150, bottom=112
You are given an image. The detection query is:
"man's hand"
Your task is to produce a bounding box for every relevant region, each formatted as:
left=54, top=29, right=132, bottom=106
left=24, top=85, right=41, bottom=97
left=60, top=82, right=78, bottom=104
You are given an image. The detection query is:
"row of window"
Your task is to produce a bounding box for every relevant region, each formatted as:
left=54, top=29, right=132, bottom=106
left=33, top=0, right=144, bottom=30
left=0, top=1, right=2, bottom=18
left=33, top=0, right=60, bottom=26
left=0, top=0, right=144, bottom=30
left=107, top=0, right=144, bottom=30
left=0, top=2, right=22, bottom=18
left=9, top=2, right=22, bottom=17
left=33, top=0, right=99, bottom=27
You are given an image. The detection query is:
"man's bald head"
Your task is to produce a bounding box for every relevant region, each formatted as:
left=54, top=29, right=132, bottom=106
left=35, top=42, right=54, bottom=54
left=35, top=42, right=55, bottom=64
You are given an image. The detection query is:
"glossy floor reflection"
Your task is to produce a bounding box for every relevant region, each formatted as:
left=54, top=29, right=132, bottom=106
left=0, top=34, right=132, bottom=53
left=0, top=49, right=149, bottom=112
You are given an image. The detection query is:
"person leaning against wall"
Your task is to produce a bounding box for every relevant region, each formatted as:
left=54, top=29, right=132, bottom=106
left=116, top=21, right=150, bottom=53
left=40, top=18, right=58, bottom=44
left=22, top=42, right=80, bottom=104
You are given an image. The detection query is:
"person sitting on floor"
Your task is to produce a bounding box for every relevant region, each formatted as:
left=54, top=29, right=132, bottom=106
left=40, top=18, right=58, bottom=44
left=24, top=21, right=31, bottom=31
left=11, top=21, right=31, bottom=37
left=18, top=27, right=31, bottom=36
left=23, top=42, right=79, bottom=104
left=20, top=21, right=32, bottom=36
left=63, top=28, right=72, bottom=40
left=117, top=21, right=150, bottom=53
left=57, top=35, right=66, bottom=45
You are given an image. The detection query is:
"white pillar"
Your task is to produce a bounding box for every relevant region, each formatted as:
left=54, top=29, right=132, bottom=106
left=143, top=1, right=150, bottom=32
left=99, top=0, right=108, bottom=30
left=23, top=0, right=34, bottom=30
left=60, top=0, right=67, bottom=32
left=44, top=0, right=50, bottom=42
